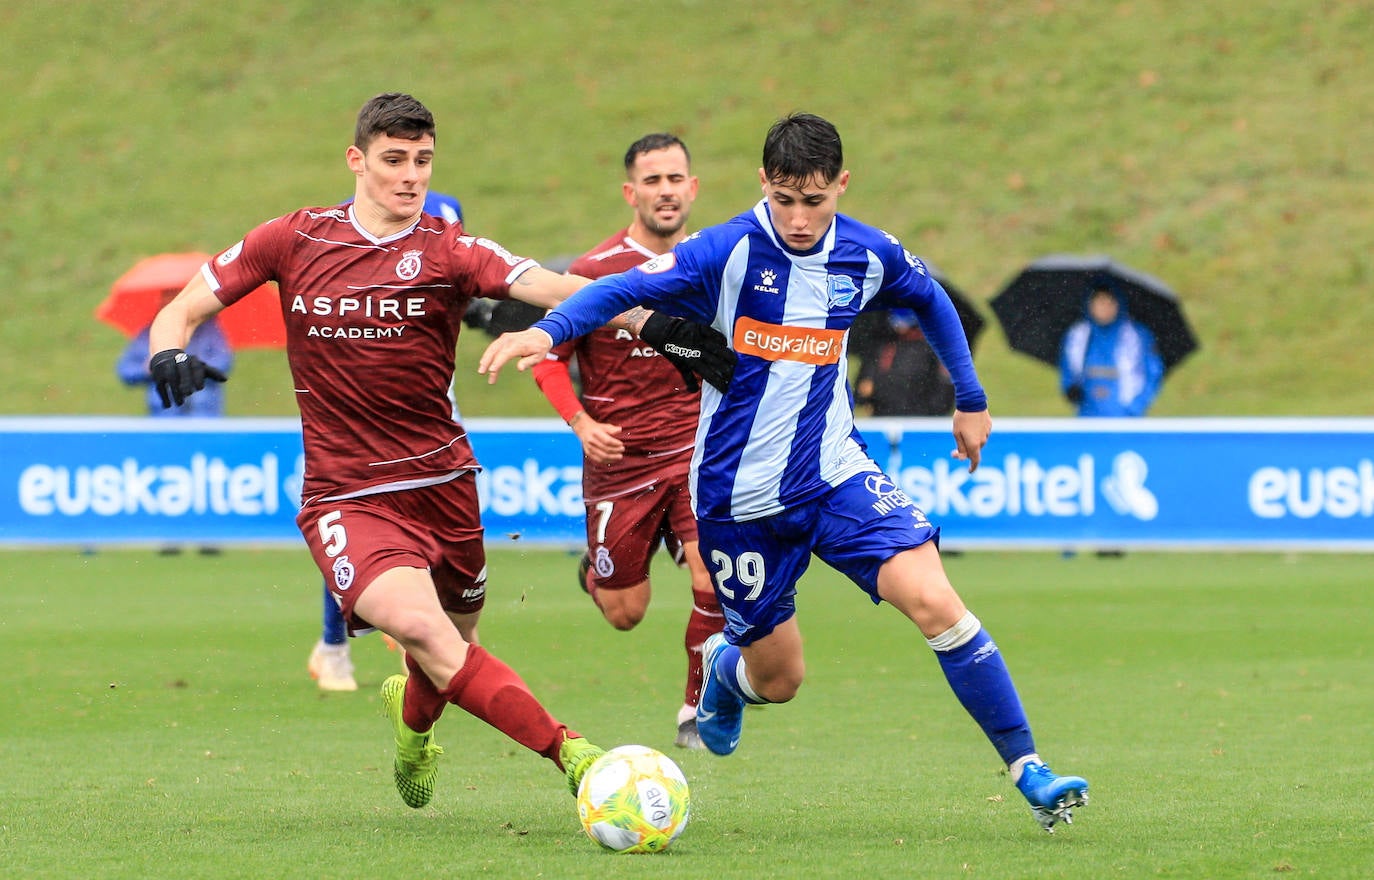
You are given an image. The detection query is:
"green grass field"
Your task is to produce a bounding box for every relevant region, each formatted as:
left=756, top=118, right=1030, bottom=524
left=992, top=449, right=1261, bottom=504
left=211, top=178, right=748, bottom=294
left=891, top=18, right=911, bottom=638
left=3, top=547, right=1369, bottom=879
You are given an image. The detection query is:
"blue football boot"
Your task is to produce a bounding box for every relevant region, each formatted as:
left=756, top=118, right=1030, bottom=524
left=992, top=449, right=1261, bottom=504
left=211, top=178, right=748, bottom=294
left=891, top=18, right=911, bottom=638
left=1014, top=760, right=1089, bottom=832
left=695, top=633, right=745, bottom=755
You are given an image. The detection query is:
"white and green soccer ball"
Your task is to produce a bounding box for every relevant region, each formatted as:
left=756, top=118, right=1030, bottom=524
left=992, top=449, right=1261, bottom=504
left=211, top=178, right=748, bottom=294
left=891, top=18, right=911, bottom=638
left=576, top=744, right=691, bottom=853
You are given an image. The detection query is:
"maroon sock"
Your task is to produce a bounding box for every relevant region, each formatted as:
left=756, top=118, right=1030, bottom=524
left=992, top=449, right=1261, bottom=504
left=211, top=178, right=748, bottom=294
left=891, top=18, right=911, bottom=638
left=402, top=651, right=446, bottom=733
left=685, top=587, right=722, bottom=707
left=441, top=645, right=575, bottom=766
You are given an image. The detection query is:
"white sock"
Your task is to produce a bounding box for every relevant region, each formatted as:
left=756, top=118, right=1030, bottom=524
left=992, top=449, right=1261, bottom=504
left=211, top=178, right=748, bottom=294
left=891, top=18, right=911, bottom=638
left=925, top=610, right=981, bottom=652
left=1009, top=753, right=1042, bottom=784
left=732, top=655, right=765, bottom=704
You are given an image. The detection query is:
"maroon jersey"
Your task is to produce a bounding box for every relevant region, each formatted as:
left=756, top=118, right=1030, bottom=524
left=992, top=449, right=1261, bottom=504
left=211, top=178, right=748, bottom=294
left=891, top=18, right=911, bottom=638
left=205, top=205, right=535, bottom=503
left=554, top=229, right=700, bottom=455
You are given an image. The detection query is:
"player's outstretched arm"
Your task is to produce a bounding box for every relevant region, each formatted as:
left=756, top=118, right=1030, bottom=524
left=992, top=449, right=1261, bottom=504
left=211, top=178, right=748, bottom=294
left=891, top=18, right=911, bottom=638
left=147, top=274, right=230, bottom=408
left=478, top=328, right=555, bottom=384
left=508, top=266, right=589, bottom=309
left=951, top=408, right=992, bottom=473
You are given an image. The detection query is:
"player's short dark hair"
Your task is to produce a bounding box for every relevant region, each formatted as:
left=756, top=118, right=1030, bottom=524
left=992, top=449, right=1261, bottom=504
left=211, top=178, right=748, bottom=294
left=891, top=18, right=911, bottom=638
left=762, top=112, right=843, bottom=186
left=624, top=133, right=691, bottom=173
left=354, top=93, right=436, bottom=150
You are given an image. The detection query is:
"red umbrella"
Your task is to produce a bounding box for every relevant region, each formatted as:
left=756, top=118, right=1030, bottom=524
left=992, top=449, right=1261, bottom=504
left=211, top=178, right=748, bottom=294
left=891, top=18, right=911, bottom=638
left=96, top=252, right=286, bottom=349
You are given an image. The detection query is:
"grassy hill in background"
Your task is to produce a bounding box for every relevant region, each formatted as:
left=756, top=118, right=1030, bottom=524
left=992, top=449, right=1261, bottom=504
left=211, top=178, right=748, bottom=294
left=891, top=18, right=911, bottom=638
left=4, top=1, right=1370, bottom=418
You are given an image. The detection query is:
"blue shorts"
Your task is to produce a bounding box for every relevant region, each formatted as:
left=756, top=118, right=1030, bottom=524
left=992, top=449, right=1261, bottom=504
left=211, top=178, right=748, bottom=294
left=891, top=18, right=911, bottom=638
left=696, top=470, right=939, bottom=646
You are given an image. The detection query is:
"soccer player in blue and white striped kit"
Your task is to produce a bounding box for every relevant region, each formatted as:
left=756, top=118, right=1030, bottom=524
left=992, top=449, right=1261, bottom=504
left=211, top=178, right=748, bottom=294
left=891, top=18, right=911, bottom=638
left=480, top=113, right=1088, bottom=832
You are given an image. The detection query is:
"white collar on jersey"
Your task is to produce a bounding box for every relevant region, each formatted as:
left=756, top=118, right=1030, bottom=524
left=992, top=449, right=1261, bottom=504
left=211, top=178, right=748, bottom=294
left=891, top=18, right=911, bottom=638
left=753, top=199, right=837, bottom=261
left=347, top=203, right=423, bottom=246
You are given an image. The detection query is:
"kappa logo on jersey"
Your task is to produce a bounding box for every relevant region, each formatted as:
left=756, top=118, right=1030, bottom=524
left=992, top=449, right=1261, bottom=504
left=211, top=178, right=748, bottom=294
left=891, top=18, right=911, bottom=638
left=216, top=241, right=244, bottom=267
left=640, top=252, right=677, bottom=274
left=734, top=316, right=844, bottom=365
left=332, top=555, right=355, bottom=590
left=396, top=249, right=423, bottom=281
left=753, top=268, right=780, bottom=295
left=826, top=274, right=859, bottom=308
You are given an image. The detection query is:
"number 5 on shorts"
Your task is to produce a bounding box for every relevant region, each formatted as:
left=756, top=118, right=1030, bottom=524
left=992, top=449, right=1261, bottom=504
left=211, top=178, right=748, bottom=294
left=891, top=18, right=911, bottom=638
left=318, top=510, right=348, bottom=557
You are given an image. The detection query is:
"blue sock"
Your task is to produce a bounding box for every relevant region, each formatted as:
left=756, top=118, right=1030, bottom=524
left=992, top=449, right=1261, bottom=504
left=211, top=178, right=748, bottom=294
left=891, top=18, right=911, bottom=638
left=929, top=613, right=1034, bottom=765
left=713, top=645, right=767, bottom=705
left=322, top=581, right=346, bottom=645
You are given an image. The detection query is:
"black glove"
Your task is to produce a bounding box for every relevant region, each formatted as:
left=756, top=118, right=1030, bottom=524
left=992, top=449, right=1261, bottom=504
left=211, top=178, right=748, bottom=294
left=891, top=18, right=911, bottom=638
left=1065, top=383, right=1084, bottom=405
left=638, top=312, right=736, bottom=393
left=150, top=348, right=229, bottom=409
left=462, top=297, right=496, bottom=332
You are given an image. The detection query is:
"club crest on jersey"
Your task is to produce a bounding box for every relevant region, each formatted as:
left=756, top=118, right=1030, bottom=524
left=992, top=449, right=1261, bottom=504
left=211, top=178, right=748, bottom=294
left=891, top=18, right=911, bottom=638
left=827, top=274, right=859, bottom=308
left=332, top=555, right=356, bottom=590
left=396, top=250, right=423, bottom=281
left=593, top=546, right=615, bottom=579
left=753, top=268, right=780, bottom=295
left=640, top=252, right=676, bottom=274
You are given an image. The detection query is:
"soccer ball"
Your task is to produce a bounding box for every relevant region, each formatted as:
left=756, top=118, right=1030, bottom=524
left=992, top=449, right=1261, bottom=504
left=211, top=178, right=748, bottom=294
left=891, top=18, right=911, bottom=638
left=576, top=744, right=691, bottom=853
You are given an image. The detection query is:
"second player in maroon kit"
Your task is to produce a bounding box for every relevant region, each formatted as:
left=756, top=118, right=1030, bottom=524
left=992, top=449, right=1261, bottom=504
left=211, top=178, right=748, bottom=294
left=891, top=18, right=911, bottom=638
left=532, top=133, right=723, bottom=750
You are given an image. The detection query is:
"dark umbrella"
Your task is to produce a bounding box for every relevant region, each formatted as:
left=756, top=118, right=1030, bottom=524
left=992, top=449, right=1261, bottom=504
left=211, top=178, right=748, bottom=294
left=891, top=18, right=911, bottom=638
left=849, top=269, right=985, bottom=363
left=990, top=254, right=1199, bottom=371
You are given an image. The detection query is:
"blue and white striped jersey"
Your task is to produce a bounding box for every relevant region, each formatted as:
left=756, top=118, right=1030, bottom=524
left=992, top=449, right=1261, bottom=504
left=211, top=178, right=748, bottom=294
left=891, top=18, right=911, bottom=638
left=536, top=200, right=986, bottom=523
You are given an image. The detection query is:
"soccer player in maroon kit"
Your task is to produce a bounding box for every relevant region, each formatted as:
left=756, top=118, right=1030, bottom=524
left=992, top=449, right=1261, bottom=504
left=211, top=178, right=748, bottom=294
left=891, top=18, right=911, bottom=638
left=145, top=92, right=630, bottom=810
left=531, top=134, right=723, bottom=750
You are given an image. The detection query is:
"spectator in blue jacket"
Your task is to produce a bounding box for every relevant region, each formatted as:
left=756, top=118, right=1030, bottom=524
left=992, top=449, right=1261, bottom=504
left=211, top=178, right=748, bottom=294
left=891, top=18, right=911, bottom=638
left=1059, top=285, right=1163, bottom=417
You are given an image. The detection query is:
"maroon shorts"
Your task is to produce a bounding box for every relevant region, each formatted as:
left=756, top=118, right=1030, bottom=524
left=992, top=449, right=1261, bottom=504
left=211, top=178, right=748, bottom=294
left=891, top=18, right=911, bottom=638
left=583, top=451, right=697, bottom=591
left=297, top=474, right=486, bottom=635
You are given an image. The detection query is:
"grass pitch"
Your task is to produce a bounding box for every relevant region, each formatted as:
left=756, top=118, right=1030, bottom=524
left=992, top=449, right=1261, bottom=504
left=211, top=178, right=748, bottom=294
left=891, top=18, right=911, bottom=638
left=2, top=547, right=1370, bottom=878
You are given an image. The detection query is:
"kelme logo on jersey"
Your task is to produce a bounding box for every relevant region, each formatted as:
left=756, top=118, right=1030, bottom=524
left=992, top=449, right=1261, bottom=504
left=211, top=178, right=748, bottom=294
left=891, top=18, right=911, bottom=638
left=396, top=249, right=423, bottom=281
left=753, top=268, right=780, bottom=295
left=734, top=316, right=844, bottom=365
left=826, top=274, right=859, bottom=308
